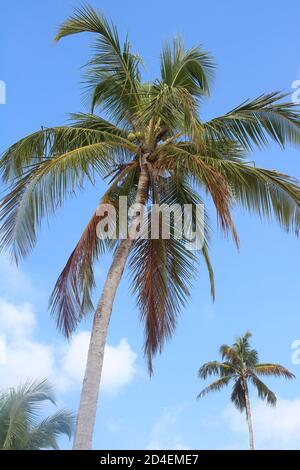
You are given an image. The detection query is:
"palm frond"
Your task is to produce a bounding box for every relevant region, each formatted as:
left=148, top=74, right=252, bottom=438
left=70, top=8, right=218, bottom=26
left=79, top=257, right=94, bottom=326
left=156, top=145, right=239, bottom=245
left=200, top=156, right=300, bottom=235
left=137, top=81, right=198, bottom=132
left=49, top=211, right=108, bottom=337
left=203, top=92, right=300, bottom=150
left=49, top=162, right=138, bottom=336
left=233, top=332, right=259, bottom=367
left=54, top=4, right=142, bottom=121
left=69, top=113, right=128, bottom=136
left=201, top=243, right=215, bottom=300
left=254, top=363, right=295, bottom=379
left=160, top=37, right=214, bottom=97
left=151, top=173, right=215, bottom=298
left=130, top=233, right=197, bottom=374
left=198, top=361, right=236, bottom=379
left=0, top=129, right=134, bottom=260
left=231, top=378, right=246, bottom=411
left=0, top=126, right=135, bottom=182
left=197, top=376, right=231, bottom=399
left=0, top=380, right=74, bottom=450
left=23, top=410, right=75, bottom=450
left=249, top=374, right=277, bottom=406
left=0, top=380, right=55, bottom=450
left=219, top=344, right=241, bottom=366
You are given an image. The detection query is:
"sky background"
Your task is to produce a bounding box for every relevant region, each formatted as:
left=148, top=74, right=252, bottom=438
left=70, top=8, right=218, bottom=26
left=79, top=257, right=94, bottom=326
left=1, top=0, right=300, bottom=450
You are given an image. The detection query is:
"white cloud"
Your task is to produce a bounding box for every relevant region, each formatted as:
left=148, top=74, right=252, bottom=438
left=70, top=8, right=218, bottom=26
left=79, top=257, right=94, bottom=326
left=62, top=333, right=137, bottom=393
left=62, top=332, right=90, bottom=383
left=224, top=397, right=300, bottom=449
left=0, top=255, right=137, bottom=394
left=103, top=339, right=137, bottom=392
left=0, top=297, right=137, bottom=394
left=0, top=299, right=58, bottom=388
left=146, top=405, right=190, bottom=450
left=3, top=338, right=58, bottom=390
left=0, top=299, right=36, bottom=337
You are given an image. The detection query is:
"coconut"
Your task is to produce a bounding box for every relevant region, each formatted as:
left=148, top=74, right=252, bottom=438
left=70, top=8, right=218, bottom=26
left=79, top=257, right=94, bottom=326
left=127, top=132, right=136, bottom=141
left=135, top=131, right=144, bottom=139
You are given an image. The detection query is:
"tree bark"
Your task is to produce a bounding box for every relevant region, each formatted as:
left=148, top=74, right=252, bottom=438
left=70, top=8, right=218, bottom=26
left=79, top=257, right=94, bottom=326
left=244, top=382, right=254, bottom=450
left=73, top=163, right=149, bottom=450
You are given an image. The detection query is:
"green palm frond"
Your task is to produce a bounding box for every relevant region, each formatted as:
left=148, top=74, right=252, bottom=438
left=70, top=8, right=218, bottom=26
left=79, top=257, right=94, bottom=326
left=249, top=375, right=277, bottom=406
left=139, top=38, right=213, bottom=138
left=54, top=4, right=142, bottom=121
left=198, top=361, right=236, bottom=379
left=219, top=344, right=241, bottom=365
left=203, top=92, right=300, bottom=150
left=69, top=113, right=128, bottom=136
left=137, top=81, right=198, bottom=132
left=22, top=410, right=75, bottom=450
left=160, top=37, right=214, bottom=97
left=0, top=126, right=135, bottom=182
left=201, top=244, right=215, bottom=300
left=230, top=378, right=246, bottom=411
left=197, top=376, right=231, bottom=399
left=0, top=128, right=136, bottom=260
left=254, top=363, right=296, bottom=379
left=0, top=380, right=74, bottom=450
left=233, top=332, right=259, bottom=367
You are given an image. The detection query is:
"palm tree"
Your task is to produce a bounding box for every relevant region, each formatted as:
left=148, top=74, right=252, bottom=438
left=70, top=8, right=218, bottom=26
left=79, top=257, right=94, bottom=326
left=1, top=4, right=300, bottom=449
left=0, top=380, right=74, bottom=450
left=197, top=332, right=295, bottom=449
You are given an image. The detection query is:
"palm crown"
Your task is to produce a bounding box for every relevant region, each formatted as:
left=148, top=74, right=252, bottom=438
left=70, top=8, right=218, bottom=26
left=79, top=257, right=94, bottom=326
left=1, top=5, right=300, bottom=372
left=197, top=332, right=295, bottom=449
left=198, top=332, right=295, bottom=408
left=0, top=380, right=74, bottom=450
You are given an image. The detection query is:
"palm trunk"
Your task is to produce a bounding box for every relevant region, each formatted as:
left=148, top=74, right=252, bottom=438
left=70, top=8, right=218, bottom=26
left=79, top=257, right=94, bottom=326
left=244, top=382, right=254, bottom=450
left=73, top=163, right=149, bottom=450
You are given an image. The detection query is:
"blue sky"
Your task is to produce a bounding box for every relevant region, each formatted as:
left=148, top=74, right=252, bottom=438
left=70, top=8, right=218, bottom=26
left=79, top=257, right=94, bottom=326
left=1, top=0, right=300, bottom=450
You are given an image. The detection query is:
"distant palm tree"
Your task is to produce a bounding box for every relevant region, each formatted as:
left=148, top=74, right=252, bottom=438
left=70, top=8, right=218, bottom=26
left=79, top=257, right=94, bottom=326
left=2, top=4, right=300, bottom=449
left=197, top=332, right=295, bottom=449
left=0, top=380, right=75, bottom=450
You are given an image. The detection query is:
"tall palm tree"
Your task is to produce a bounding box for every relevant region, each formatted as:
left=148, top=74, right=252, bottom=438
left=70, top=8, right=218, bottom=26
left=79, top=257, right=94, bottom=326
left=0, top=380, right=74, bottom=450
left=1, top=5, right=300, bottom=449
left=197, top=332, right=295, bottom=450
